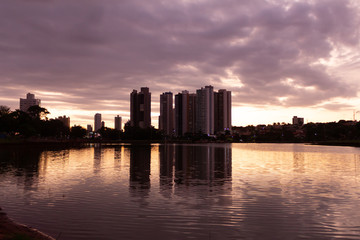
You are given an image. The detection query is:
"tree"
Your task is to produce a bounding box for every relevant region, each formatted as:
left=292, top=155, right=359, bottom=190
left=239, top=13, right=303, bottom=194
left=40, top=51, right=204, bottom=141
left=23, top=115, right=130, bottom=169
left=41, top=119, right=70, bottom=138
left=70, top=125, right=87, bottom=139
left=0, top=105, right=10, bottom=117
left=0, top=106, right=13, bottom=134
left=98, top=127, right=121, bottom=140
left=123, top=121, right=163, bottom=140
left=27, top=105, right=50, bottom=120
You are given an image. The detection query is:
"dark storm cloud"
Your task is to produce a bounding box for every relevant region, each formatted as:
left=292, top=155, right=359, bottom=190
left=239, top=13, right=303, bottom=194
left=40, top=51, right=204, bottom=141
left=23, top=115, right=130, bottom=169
left=0, top=0, right=359, bottom=120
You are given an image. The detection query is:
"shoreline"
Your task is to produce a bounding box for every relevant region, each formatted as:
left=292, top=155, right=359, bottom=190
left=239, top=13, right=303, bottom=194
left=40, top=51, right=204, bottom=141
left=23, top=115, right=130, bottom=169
left=0, top=207, right=55, bottom=240
left=1, top=138, right=360, bottom=148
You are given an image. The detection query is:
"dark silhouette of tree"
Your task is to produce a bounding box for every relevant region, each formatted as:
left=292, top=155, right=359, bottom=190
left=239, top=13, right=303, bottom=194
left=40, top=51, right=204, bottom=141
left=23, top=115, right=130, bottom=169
left=123, top=121, right=162, bottom=140
left=41, top=119, right=70, bottom=138
left=9, top=110, right=34, bottom=137
left=0, top=105, right=10, bottom=117
left=27, top=105, right=50, bottom=120
left=70, top=125, right=87, bottom=139
left=0, top=106, right=14, bottom=134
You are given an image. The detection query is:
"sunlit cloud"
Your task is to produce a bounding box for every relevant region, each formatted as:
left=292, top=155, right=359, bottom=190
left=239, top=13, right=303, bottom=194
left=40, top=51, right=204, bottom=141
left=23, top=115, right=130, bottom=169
left=0, top=0, right=359, bottom=127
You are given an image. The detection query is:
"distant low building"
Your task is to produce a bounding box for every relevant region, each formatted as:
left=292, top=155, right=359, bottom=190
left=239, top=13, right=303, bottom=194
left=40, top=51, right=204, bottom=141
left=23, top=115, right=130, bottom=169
left=87, top=124, right=93, bottom=133
left=292, top=116, right=304, bottom=126
left=56, top=115, right=70, bottom=128
left=19, top=93, right=41, bottom=112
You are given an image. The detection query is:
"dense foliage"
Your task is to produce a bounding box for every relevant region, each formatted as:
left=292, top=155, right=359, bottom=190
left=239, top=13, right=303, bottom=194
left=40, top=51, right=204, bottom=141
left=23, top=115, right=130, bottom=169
left=233, top=121, right=360, bottom=143
left=0, top=105, right=69, bottom=138
left=122, top=121, right=162, bottom=140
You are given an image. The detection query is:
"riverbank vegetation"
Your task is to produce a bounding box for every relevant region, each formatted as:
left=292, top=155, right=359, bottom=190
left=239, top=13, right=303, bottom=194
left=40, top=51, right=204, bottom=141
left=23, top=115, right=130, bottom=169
left=1, top=105, right=360, bottom=146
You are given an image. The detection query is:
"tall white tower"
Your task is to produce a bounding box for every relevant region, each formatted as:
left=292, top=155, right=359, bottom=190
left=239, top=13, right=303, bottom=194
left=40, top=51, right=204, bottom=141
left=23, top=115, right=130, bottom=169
left=19, top=93, right=41, bottom=112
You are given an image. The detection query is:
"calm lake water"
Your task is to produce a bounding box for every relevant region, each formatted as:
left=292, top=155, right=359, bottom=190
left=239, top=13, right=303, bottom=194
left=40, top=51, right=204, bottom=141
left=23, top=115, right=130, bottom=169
left=1, top=143, right=360, bottom=239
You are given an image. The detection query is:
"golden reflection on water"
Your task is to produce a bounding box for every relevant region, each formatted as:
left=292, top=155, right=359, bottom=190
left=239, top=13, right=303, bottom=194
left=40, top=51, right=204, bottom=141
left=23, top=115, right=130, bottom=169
left=35, top=144, right=234, bottom=196
left=231, top=144, right=360, bottom=193
left=30, top=143, right=360, bottom=207
left=2, top=143, right=360, bottom=239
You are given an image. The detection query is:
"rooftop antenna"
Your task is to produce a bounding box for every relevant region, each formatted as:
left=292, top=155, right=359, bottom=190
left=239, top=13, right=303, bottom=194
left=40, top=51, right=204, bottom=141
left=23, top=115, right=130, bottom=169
left=353, top=110, right=360, bottom=121
left=353, top=110, right=355, bottom=121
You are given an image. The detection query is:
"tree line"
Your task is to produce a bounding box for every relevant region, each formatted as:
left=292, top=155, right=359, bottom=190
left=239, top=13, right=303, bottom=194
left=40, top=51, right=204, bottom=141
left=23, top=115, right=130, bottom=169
left=233, top=121, right=360, bottom=143
left=2, top=105, right=360, bottom=143
left=0, top=105, right=71, bottom=138
left=0, top=105, right=163, bottom=140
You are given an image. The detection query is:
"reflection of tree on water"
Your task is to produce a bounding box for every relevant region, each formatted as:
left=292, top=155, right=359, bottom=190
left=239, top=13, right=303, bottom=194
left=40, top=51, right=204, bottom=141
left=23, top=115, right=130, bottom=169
left=0, top=146, right=69, bottom=191
left=129, top=145, right=151, bottom=193
left=0, top=146, right=42, bottom=190
left=159, top=144, right=232, bottom=187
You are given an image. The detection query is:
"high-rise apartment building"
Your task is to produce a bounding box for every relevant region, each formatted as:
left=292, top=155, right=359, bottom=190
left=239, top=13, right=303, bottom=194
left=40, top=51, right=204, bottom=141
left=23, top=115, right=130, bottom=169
left=188, top=93, right=197, bottom=134
left=175, top=91, right=197, bottom=136
left=159, top=92, right=174, bottom=135
left=94, top=113, right=102, bottom=132
left=175, top=91, right=187, bottom=136
left=130, top=87, right=151, bottom=128
left=214, top=89, right=232, bottom=133
left=19, top=93, right=41, bottom=112
left=115, top=115, right=122, bottom=130
left=196, top=86, right=214, bottom=135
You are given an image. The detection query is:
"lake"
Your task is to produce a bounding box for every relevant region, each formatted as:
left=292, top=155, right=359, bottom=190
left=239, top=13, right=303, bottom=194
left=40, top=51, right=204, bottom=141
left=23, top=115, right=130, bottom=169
left=1, top=143, right=360, bottom=239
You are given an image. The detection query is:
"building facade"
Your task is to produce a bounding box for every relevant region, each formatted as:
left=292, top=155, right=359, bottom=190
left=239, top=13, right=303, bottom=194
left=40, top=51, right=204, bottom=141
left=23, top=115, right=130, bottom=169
left=94, top=113, right=102, bottom=132
left=87, top=124, right=93, bottom=133
left=292, top=116, right=304, bottom=126
left=56, top=115, right=70, bottom=128
left=159, top=92, right=174, bottom=135
left=174, top=86, right=232, bottom=136
left=130, top=87, right=151, bottom=128
left=196, top=86, right=214, bottom=135
left=175, top=91, right=186, bottom=136
left=19, top=93, right=41, bottom=112
left=115, top=115, right=122, bottom=131
left=175, top=91, right=197, bottom=136
left=214, top=89, right=232, bottom=133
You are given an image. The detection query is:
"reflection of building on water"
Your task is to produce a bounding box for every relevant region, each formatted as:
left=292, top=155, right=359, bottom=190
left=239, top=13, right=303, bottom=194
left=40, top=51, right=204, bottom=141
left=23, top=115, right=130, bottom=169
left=292, top=152, right=305, bottom=173
left=114, top=146, right=122, bottom=161
left=129, top=145, right=151, bottom=191
left=93, top=144, right=103, bottom=174
left=214, top=146, right=232, bottom=180
left=113, top=146, right=122, bottom=169
left=159, top=144, right=174, bottom=187
left=159, top=144, right=232, bottom=187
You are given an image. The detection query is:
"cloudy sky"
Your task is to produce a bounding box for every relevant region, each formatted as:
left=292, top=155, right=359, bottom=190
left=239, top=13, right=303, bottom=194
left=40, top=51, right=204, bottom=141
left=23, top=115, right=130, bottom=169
left=1, top=0, right=360, bottom=127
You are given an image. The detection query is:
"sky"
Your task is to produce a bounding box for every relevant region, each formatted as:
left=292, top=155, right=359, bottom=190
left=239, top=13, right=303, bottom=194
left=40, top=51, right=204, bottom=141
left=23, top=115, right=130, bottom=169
left=1, top=0, right=360, bottom=128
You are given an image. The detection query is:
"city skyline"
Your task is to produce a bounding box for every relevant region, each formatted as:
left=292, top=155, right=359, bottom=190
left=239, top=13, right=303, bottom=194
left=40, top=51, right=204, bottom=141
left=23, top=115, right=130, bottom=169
left=5, top=86, right=359, bottom=130
left=1, top=0, right=360, bottom=127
